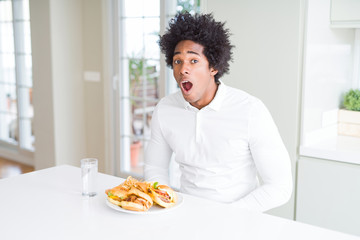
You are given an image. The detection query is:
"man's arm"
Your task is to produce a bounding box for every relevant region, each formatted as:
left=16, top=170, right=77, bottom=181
left=232, top=99, right=293, bottom=212
left=144, top=105, right=173, bottom=185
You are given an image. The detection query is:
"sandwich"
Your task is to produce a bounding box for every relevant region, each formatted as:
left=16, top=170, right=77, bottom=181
left=105, top=177, right=153, bottom=212
left=106, top=185, right=129, bottom=206
left=117, top=187, right=153, bottom=211
left=118, top=176, right=139, bottom=191
left=148, top=182, right=177, bottom=208
left=105, top=177, right=178, bottom=211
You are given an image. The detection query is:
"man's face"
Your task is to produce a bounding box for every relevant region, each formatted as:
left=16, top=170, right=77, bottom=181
left=172, top=40, right=218, bottom=109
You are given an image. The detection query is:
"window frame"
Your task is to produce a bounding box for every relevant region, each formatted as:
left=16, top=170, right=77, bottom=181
left=109, top=0, right=203, bottom=179
left=0, top=0, right=34, bottom=164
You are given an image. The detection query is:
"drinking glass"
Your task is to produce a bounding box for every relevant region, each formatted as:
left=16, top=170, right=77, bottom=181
left=81, top=158, right=98, bottom=197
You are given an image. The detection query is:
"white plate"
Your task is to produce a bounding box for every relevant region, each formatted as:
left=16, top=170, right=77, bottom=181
left=105, top=193, right=184, bottom=215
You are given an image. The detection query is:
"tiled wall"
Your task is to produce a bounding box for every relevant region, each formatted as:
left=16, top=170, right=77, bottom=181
left=301, top=0, right=355, bottom=145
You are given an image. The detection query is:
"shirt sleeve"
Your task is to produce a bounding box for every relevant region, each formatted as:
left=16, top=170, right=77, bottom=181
left=231, top=99, right=293, bottom=212
left=144, top=103, right=173, bottom=185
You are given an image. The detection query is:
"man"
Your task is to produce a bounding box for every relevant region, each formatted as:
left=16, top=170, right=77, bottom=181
left=144, top=12, right=292, bottom=212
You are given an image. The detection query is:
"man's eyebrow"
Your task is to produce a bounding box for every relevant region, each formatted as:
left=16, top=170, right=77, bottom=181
left=173, top=50, right=200, bottom=56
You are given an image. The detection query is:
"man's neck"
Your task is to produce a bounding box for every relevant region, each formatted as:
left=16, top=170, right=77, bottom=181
left=191, top=82, right=219, bottom=110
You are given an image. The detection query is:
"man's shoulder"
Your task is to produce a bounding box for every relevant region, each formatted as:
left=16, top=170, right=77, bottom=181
left=224, top=84, right=260, bottom=105
left=156, top=91, right=183, bottom=108
left=224, top=85, right=271, bottom=119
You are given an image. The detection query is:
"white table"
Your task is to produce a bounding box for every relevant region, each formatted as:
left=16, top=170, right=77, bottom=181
left=0, top=165, right=359, bottom=240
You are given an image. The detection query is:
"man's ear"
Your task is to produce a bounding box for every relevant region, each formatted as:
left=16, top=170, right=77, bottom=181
left=210, top=67, right=218, bottom=76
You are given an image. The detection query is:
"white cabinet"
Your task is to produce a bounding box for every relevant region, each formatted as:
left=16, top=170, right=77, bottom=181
left=296, top=157, right=360, bottom=236
left=331, top=0, right=360, bottom=28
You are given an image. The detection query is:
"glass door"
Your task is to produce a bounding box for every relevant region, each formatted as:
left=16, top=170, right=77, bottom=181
left=0, top=0, right=34, bottom=155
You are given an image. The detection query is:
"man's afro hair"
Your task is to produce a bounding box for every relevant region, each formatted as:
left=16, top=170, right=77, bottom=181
left=159, top=12, right=234, bottom=82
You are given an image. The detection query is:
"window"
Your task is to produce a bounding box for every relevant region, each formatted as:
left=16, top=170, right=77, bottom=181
left=112, top=0, right=201, bottom=178
left=0, top=0, right=34, bottom=154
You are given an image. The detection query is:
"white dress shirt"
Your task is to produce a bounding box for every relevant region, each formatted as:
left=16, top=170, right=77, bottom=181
left=144, top=82, right=292, bottom=212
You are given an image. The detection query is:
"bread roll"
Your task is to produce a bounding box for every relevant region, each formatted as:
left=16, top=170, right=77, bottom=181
left=149, top=184, right=177, bottom=208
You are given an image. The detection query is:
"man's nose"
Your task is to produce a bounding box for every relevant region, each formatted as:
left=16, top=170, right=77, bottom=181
left=180, top=62, right=190, bottom=75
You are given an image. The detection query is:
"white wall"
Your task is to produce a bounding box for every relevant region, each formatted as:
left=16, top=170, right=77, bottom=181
left=206, top=0, right=303, bottom=219
left=30, top=0, right=86, bottom=169
left=30, top=0, right=106, bottom=172
left=82, top=0, right=106, bottom=172
left=51, top=0, right=86, bottom=167
left=30, top=0, right=56, bottom=169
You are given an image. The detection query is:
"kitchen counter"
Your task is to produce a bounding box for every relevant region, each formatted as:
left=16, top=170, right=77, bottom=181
left=0, top=165, right=359, bottom=240
left=300, top=135, right=360, bottom=165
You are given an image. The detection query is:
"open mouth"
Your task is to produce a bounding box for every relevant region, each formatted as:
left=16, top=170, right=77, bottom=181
left=181, top=81, right=193, bottom=92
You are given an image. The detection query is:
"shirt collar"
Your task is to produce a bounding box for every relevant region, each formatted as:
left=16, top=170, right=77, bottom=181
left=182, top=80, right=227, bottom=111
left=207, top=80, right=226, bottom=111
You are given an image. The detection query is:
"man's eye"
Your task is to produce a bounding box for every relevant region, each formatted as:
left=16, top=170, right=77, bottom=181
left=191, top=59, right=198, bottom=63
left=174, top=59, right=181, bottom=64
